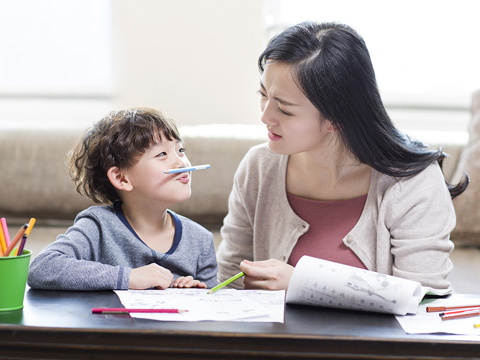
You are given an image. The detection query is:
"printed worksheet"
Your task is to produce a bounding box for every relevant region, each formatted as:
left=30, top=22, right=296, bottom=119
left=286, top=256, right=449, bottom=315
left=114, top=288, right=285, bottom=322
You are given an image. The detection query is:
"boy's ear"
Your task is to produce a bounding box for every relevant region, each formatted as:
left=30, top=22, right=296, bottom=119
left=107, top=166, right=133, bottom=191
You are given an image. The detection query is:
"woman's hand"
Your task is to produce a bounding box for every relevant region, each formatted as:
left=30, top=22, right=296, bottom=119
left=129, top=263, right=174, bottom=290
left=240, top=259, right=295, bottom=290
left=173, top=276, right=207, bottom=288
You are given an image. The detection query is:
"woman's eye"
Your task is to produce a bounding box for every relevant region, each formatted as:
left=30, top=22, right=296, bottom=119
left=279, top=108, right=292, bottom=116
left=257, top=90, right=267, bottom=98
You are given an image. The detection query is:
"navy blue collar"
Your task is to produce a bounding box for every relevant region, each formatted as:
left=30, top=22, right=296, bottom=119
left=113, top=201, right=182, bottom=254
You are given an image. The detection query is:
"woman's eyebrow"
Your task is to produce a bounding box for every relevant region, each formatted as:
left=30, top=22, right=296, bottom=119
left=259, top=81, right=298, bottom=107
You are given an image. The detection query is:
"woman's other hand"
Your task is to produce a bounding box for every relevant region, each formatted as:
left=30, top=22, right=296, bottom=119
left=240, top=259, right=294, bottom=290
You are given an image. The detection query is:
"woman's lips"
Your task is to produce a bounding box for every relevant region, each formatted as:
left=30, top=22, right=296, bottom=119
left=268, top=130, right=283, bottom=142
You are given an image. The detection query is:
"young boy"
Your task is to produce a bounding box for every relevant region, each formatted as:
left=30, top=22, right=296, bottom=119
left=28, top=108, right=217, bottom=290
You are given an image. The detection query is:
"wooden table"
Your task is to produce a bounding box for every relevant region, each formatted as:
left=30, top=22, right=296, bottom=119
left=0, top=288, right=479, bottom=359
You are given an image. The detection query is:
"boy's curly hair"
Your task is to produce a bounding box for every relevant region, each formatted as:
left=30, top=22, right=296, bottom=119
left=68, top=107, right=181, bottom=204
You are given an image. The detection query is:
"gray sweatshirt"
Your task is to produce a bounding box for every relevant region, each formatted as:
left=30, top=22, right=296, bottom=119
left=28, top=202, right=218, bottom=290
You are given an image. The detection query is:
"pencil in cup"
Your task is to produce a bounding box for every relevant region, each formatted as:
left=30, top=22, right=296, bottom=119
left=207, top=272, right=245, bottom=294
left=16, top=218, right=36, bottom=256
left=163, top=164, right=210, bottom=174
left=2, top=224, right=28, bottom=257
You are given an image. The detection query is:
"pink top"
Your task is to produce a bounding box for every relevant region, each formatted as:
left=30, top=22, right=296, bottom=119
left=287, top=192, right=367, bottom=269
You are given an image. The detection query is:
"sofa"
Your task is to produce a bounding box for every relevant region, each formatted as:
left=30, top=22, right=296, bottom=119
left=1, top=91, right=480, bottom=293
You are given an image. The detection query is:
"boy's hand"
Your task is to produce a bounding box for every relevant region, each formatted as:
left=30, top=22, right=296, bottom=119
left=129, top=263, right=174, bottom=290
left=173, top=276, right=207, bottom=288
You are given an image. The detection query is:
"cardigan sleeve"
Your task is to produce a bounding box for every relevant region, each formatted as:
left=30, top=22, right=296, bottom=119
left=386, top=163, right=455, bottom=290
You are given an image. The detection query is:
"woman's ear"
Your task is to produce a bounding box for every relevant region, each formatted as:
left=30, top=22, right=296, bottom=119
left=324, top=120, right=338, bottom=133
left=107, top=166, right=133, bottom=191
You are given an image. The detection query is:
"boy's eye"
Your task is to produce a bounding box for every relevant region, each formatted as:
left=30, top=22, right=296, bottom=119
left=156, top=152, right=167, bottom=157
left=179, top=147, right=186, bottom=153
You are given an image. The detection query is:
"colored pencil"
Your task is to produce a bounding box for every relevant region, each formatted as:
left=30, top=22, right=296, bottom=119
left=439, top=307, right=480, bottom=316
left=1, top=218, right=10, bottom=247
left=163, top=164, right=210, bottom=174
left=92, top=308, right=187, bottom=314
left=427, top=304, right=480, bottom=312
left=441, top=309, right=480, bottom=321
left=0, top=219, right=6, bottom=253
left=207, top=272, right=245, bottom=294
left=2, top=223, right=27, bottom=257
left=25, top=218, right=36, bottom=236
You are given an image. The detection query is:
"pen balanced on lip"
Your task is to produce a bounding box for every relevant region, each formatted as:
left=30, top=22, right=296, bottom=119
left=163, top=164, right=210, bottom=174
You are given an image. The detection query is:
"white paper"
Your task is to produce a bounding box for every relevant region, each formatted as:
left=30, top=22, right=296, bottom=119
left=395, top=295, right=480, bottom=335
left=286, top=256, right=432, bottom=315
left=113, top=288, right=285, bottom=322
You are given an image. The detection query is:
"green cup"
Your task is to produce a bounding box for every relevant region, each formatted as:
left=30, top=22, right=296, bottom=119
left=0, top=249, right=32, bottom=311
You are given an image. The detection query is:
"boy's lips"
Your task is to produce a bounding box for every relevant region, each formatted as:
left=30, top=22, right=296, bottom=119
left=176, top=173, right=190, bottom=184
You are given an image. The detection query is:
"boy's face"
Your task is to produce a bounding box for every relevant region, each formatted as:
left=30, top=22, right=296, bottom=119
left=123, top=139, right=192, bottom=204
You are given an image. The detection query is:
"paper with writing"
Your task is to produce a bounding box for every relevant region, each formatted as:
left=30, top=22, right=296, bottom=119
left=114, top=288, right=285, bottom=322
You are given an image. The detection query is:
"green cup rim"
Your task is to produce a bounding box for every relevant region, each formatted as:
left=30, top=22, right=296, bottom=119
left=0, top=249, right=32, bottom=259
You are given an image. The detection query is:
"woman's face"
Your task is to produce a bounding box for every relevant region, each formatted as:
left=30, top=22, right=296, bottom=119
left=259, top=61, right=334, bottom=156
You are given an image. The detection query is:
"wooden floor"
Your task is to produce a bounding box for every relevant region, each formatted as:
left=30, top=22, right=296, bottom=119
left=26, top=226, right=480, bottom=294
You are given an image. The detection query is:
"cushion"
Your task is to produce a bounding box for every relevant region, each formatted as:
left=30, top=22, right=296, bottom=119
left=451, top=89, right=480, bottom=244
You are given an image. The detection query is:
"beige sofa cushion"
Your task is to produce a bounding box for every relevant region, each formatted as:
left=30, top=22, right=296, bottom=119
left=0, top=125, right=265, bottom=226
left=451, top=89, right=480, bottom=244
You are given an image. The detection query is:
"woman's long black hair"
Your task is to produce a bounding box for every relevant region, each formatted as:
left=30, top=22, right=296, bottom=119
left=258, top=21, right=468, bottom=199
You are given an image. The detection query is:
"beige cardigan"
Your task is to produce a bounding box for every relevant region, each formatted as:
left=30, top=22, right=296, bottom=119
left=217, top=143, right=456, bottom=290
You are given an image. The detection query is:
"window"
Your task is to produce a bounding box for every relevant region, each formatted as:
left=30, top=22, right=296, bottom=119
left=264, top=0, right=480, bottom=136
left=0, top=0, right=112, bottom=128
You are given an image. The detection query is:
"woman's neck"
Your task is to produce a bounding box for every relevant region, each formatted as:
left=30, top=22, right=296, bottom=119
left=286, top=150, right=372, bottom=201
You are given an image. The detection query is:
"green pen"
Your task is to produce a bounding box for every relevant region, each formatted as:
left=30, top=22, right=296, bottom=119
left=207, top=272, right=245, bottom=294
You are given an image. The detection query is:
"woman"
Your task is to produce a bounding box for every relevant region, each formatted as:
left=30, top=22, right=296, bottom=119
left=216, top=21, right=468, bottom=291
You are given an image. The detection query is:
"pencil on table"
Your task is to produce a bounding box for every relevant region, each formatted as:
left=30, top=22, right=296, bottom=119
left=92, top=308, right=188, bottom=314
left=207, top=272, right=245, bottom=294
left=441, top=309, right=480, bottom=321
left=427, top=304, right=480, bottom=312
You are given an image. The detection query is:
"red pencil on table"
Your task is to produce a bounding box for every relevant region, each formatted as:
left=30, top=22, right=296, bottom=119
left=427, top=304, right=480, bottom=312
left=441, top=309, right=480, bottom=321
left=92, top=308, right=188, bottom=314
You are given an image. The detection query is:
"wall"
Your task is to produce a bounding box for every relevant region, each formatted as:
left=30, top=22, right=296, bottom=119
left=112, top=0, right=266, bottom=126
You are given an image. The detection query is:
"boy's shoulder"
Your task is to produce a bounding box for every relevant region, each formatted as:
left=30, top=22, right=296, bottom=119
left=75, top=204, right=116, bottom=221
left=169, top=210, right=212, bottom=237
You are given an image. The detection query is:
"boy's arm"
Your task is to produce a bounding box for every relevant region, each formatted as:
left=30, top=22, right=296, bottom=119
left=27, top=217, right=130, bottom=290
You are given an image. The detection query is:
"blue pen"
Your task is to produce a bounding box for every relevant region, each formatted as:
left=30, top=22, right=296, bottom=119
left=163, top=164, right=210, bottom=174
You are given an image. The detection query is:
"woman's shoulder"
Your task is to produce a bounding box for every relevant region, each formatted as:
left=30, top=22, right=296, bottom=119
left=374, top=162, right=449, bottom=199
